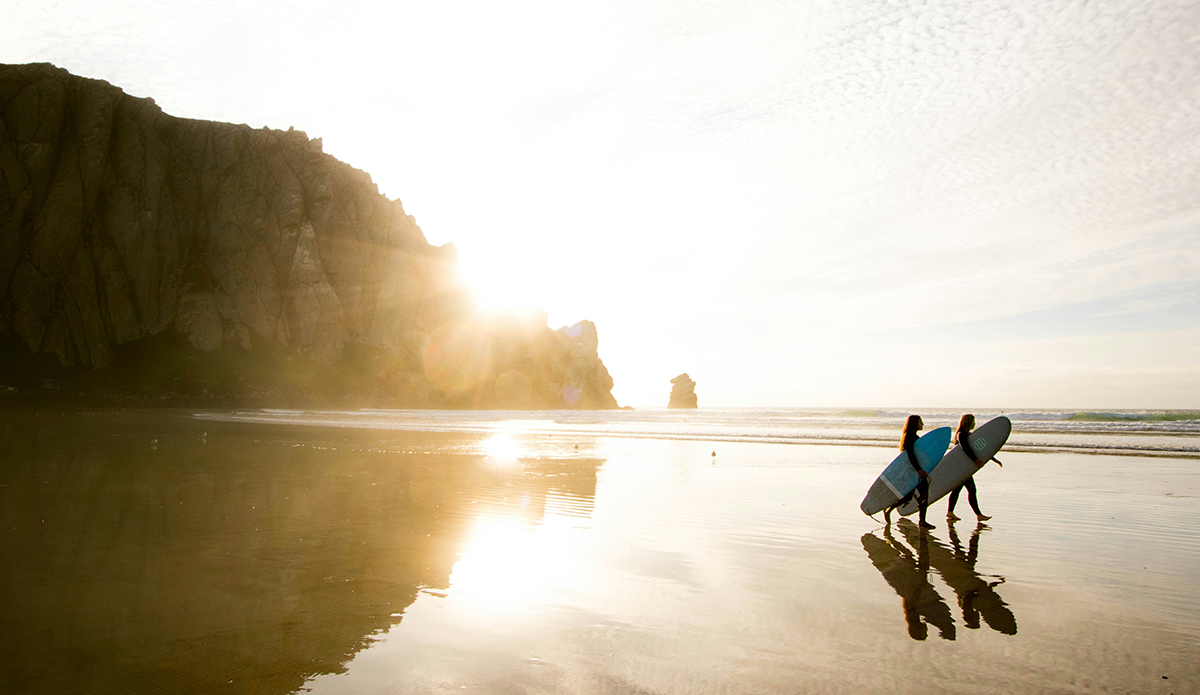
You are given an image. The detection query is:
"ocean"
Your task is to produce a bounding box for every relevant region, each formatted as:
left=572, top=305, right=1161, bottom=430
left=197, top=406, right=1200, bottom=457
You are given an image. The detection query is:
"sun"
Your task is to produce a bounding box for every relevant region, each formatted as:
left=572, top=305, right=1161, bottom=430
left=459, top=249, right=544, bottom=316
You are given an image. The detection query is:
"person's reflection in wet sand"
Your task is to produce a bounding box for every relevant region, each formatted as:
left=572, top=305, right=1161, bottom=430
left=895, top=518, right=1017, bottom=635
left=861, top=525, right=956, bottom=641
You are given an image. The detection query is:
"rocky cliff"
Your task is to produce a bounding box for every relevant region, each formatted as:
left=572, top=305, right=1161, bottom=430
left=0, top=63, right=618, bottom=408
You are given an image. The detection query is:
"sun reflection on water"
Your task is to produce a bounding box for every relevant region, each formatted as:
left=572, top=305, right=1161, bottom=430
left=449, top=514, right=586, bottom=607
left=483, top=431, right=523, bottom=462
left=448, top=430, right=596, bottom=612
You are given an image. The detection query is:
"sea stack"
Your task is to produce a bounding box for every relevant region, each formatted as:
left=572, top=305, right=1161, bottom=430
left=668, top=373, right=698, bottom=409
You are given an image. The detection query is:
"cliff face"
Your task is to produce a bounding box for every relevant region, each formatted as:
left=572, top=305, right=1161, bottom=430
left=0, top=63, right=618, bottom=408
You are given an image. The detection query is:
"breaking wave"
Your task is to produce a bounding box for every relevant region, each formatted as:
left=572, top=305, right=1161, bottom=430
left=193, top=407, right=1200, bottom=458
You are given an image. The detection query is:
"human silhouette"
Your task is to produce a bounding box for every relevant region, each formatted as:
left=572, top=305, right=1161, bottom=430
left=895, top=519, right=1017, bottom=635
left=946, top=414, right=1003, bottom=521
left=861, top=525, right=956, bottom=641
left=885, top=415, right=933, bottom=528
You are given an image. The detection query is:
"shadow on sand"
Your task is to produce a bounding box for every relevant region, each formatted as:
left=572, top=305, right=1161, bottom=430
left=862, top=518, right=1017, bottom=641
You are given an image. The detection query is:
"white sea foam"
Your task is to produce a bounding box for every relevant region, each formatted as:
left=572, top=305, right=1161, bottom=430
left=193, top=408, right=1200, bottom=457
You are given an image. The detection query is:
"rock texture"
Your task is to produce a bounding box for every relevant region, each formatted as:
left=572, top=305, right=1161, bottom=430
left=0, top=63, right=618, bottom=408
left=553, top=320, right=618, bottom=409
left=668, top=373, right=697, bottom=409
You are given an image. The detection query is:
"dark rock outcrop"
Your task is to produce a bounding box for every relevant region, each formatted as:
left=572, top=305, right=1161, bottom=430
left=553, top=320, right=618, bottom=409
left=668, top=373, right=697, bottom=409
left=0, top=63, right=618, bottom=408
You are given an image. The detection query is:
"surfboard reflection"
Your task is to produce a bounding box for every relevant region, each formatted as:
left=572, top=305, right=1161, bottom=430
left=861, top=525, right=956, bottom=640
left=862, top=520, right=1017, bottom=641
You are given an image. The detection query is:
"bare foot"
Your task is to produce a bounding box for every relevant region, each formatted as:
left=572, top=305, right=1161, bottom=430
left=947, top=512, right=960, bottom=521
left=919, top=521, right=936, bottom=530
left=976, top=514, right=992, bottom=521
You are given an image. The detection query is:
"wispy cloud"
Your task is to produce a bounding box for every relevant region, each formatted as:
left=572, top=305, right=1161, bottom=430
left=4, top=0, right=1198, bottom=406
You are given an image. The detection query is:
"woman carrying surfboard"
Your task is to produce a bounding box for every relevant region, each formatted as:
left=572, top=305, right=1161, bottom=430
left=885, top=415, right=935, bottom=529
left=947, top=414, right=1002, bottom=522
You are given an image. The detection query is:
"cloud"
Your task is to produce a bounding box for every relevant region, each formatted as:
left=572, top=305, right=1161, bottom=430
left=4, top=0, right=1199, bottom=406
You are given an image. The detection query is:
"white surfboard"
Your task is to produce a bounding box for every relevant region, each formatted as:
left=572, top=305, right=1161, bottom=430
left=860, top=427, right=952, bottom=516
left=897, top=416, right=1011, bottom=516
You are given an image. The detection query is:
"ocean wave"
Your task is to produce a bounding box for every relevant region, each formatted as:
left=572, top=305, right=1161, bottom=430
left=1067, top=411, right=1200, bottom=422
left=193, top=408, right=1200, bottom=458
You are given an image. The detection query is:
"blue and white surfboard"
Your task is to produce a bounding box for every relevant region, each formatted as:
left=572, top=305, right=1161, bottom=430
left=860, top=427, right=952, bottom=516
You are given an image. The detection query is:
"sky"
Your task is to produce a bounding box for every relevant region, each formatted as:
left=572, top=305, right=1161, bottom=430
left=4, top=0, right=1199, bottom=409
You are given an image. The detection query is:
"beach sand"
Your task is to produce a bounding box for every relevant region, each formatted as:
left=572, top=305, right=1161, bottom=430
left=1, top=410, right=1196, bottom=694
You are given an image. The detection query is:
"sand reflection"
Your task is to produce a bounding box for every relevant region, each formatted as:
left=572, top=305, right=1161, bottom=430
left=483, top=430, right=524, bottom=462
left=862, top=525, right=956, bottom=640
left=0, top=411, right=602, bottom=694
left=451, top=430, right=593, bottom=608
left=863, top=519, right=1017, bottom=641
left=896, top=519, right=1018, bottom=635
left=449, top=514, right=587, bottom=606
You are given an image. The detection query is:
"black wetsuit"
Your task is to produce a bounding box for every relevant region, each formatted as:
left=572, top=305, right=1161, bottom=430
left=903, top=433, right=928, bottom=507
left=948, top=428, right=982, bottom=516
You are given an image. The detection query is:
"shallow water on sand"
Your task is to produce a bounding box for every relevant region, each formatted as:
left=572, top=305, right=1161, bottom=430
left=2, top=410, right=1198, bottom=694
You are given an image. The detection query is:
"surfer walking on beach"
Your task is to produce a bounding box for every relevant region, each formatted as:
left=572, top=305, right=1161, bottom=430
left=947, top=414, right=1002, bottom=522
left=885, top=415, right=934, bottom=529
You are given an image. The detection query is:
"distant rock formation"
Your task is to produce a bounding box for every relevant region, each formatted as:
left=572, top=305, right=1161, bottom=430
left=0, top=62, right=619, bottom=408
left=668, top=373, right=697, bottom=409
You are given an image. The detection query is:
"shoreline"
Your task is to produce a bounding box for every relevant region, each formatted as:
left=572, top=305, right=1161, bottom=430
left=5, top=404, right=1197, bottom=459
left=189, top=408, right=1200, bottom=459
left=3, top=408, right=1198, bottom=693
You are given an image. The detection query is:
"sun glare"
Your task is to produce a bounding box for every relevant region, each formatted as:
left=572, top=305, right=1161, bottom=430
left=449, top=515, right=586, bottom=607
left=483, top=431, right=524, bottom=462
left=460, top=252, right=545, bottom=316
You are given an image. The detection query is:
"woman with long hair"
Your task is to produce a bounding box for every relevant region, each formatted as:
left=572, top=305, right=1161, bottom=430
left=947, top=413, right=1001, bottom=521
left=886, top=414, right=935, bottom=529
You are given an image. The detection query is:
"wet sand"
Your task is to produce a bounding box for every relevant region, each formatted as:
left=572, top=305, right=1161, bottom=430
left=1, top=410, right=1197, bottom=694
